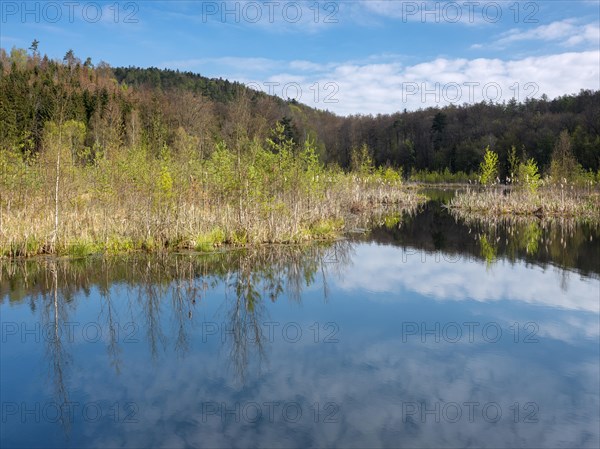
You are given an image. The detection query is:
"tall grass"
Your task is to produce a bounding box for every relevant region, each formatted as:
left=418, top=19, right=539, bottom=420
left=449, top=186, right=600, bottom=221
left=0, top=123, right=424, bottom=258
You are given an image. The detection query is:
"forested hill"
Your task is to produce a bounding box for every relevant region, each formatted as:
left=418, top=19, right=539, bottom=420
left=112, top=66, right=282, bottom=104
left=1, top=47, right=599, bottom=177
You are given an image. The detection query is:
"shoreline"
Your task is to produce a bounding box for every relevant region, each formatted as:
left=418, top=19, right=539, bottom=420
left=0, top=193, right=425, bottom=260
left=4, top=183, right=599, bottom=261
left=447, top=186, right=600, bottom=222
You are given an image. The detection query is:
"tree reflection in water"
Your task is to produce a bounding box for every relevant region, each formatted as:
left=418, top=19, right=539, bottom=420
left=0, top=241, right=354, bottom=433
left=44, top=261, right=72, bottom=434
left=359, top=194, right=600, bottom=278
left=3, top=198, right=597, bottom=437
left=1, top=198, right=598, bottom=444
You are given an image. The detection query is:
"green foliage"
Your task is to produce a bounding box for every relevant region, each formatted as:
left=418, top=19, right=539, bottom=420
left=2, top=236, right=43, bottom=258
left=63, top=239, right=102, bottom=257
left=2, top=47, right=600, bottom=182
left=9, top=47, right=27, bottom=70
left=112, top=66, right=257, bottom=103
left=172, top=127, right=200, bottom=159
left=479, top=147, right=499, bottom=185
left=42, top=120, right=88, bottom=168
left=194, top=228, right=225, bottom=252
left=507, top=145, right=519, bottom=180
left=383, top=214, right=401, bottom=230
left=350, top=144, right=374, bottom=176
left=267, top=121, right=295, bottom=154
left=521, top=222, right=542, bottom=254
left=480, top=235, right=497, bottom=266
left=7, top=46, right=600, bottom=256
left=308, top=219, right=344, bottom=239
left=0, top=148, right=31, bottom=207
left=158, top=146, right=174, bottom=200
left=518, top=158, right=541, bottom=194
left=105, top=236, right=135, bottom=254
left=29, top=39, right=39, bottom=55
left=299, top=137, right=325, bottom=198
left=231, top=230, right=248, bottom=245
left=409, top=168, right=476, bottom=183
left=550, top=130, right=581, bottom=183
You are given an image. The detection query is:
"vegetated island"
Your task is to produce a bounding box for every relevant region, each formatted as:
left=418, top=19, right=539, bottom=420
left=448, top=141, right=599, bottom=222
left=1, top=45, right=599, bottom=258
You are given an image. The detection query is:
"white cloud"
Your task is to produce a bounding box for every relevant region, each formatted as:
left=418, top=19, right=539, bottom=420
left=289, top=60, right=333, bottom=72
left=496, top=19, right=600, bottom=48
left=499, top=20, right=577, bottom=44
left=564, top=23, right=600, bottom=46
left=68, top=325, right=600, bottom=448
left=3, top=241, right=598, bottom=448
left=335, top=244, right=600, bottom=313
left=193, top=50, right=599, bottom=115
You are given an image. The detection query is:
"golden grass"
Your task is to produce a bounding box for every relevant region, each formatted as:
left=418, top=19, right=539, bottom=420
left=448, top=186, right=600, bottom=222
left=0, top=173, right=424, bottom=258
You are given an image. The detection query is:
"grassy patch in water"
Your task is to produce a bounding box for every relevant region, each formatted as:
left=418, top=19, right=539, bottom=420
left=449, top=187, right=600, bottom=222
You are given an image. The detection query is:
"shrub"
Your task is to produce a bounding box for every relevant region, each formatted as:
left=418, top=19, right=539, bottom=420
left=518, top=158, right=541, bottom=194
left=550, top=130, right=581, bottom=183
left=479, top=147, right=498, bottom=186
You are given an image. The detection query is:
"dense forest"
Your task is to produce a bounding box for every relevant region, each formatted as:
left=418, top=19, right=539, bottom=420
left=1, top=46, right=599, bottom=177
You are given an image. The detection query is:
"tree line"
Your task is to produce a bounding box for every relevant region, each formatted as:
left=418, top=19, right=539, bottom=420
left=1, top=45, right=599, bottom=178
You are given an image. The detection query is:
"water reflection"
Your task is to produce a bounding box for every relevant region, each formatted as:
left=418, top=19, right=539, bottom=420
left=360, top=191, right=600, bottom=277
left=1, top=204, right=599, bottom=448
left=1, top=243, right=355, bottom=437
left=45, top=262, right=72, bottom=434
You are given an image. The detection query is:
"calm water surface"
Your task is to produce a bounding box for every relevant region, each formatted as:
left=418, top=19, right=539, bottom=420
left=1, top=193, right=599, bottom=448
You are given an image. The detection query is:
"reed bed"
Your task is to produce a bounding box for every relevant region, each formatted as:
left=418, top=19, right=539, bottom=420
left=0, top=138, right=424, bottom=259
left=448, top=186, right=600, bottom=222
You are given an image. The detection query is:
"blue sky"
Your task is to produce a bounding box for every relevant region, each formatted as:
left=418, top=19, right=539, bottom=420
left=1, top=1, right=599, bottom=114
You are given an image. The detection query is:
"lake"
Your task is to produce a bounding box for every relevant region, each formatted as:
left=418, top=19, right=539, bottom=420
left=1, top=190, right=599, bottom=448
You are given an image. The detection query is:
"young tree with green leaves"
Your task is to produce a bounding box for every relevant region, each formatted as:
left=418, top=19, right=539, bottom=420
left=351, top=144, right=374, bottom=176
left=507, top=145, right=519, bottom=183
left=550, top=130, right=580, bottom=183
left=518, top=158, right=541, bottom=194
left=479, top=146, right=498, bottom=185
